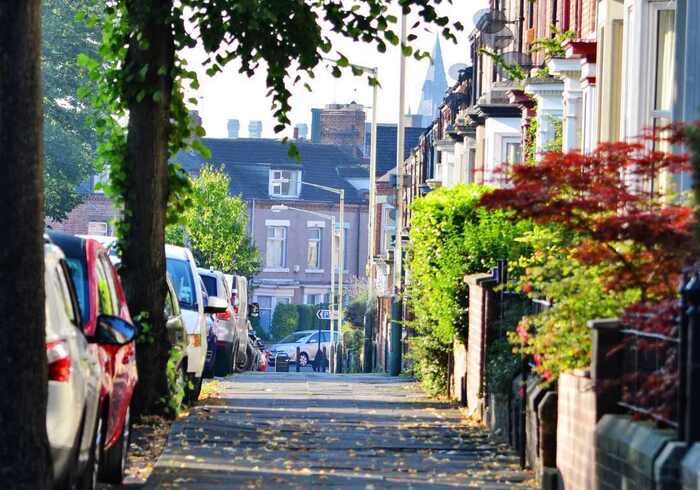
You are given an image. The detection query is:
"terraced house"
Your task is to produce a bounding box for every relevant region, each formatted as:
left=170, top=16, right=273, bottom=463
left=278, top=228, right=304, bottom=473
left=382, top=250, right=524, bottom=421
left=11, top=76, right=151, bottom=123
left=177, top=138, right=370, bottom=334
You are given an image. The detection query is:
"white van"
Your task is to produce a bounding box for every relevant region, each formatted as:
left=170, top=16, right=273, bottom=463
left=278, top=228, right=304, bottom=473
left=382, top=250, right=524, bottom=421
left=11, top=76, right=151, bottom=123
left=165, top=245, right=208, bottom=400
left=166, top=245, right=226, bottom=399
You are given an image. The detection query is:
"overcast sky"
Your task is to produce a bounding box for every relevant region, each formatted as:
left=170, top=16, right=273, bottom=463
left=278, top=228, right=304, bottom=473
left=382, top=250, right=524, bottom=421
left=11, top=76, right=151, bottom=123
left=183, top=1, right=488, bottom=139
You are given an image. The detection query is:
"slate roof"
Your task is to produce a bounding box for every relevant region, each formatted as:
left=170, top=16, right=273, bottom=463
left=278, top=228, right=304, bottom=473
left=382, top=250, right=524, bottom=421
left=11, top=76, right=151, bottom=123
left=174, top=138, right=369, bottom=204
left=370, top=125, right=427, bottom=176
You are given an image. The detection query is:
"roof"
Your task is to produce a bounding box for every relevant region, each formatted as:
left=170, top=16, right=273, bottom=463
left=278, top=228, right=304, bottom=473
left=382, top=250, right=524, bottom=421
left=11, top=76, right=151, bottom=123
left=174, top=138, right=368, bottom=204
left=371, top=125, right=427, bottom=176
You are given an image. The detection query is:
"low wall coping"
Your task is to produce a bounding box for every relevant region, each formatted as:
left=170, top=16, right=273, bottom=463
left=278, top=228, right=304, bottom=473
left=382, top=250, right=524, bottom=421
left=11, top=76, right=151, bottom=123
left=588, top=318, right=621, bottom=330
left=464, top=272, right=497, bottom=287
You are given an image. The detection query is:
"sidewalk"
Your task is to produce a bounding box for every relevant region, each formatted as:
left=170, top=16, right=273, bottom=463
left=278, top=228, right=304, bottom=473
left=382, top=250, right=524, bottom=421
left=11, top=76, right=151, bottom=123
left=145, top=372, right=533, bottom=489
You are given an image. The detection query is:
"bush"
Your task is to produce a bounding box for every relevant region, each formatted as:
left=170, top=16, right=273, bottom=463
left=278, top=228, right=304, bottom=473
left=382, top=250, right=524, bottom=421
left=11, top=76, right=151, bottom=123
left=406, top=184, right=531, bottom=395
left=270, top=303, right=299, bottom=340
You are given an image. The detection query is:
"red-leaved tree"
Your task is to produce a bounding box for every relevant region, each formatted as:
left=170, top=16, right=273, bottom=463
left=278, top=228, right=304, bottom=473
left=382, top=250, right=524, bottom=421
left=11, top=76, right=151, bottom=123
left=480, top=134, right=693, bottom=301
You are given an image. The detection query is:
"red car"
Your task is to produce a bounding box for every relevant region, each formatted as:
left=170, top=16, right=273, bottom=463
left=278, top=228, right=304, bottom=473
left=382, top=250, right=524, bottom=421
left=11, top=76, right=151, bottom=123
left=49, top=231, right=138, bottom=484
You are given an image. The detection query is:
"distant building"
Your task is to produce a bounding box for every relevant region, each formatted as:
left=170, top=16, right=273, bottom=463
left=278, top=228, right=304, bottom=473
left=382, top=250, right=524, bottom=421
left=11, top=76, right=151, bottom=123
left=363, top=124, right=426, bottom=176
left=416, top=37, right=448, bottom=128
left=227, top=119, right=240, bottom=138
left=310, top=103, right=366, bottom=155
left=294, top=123, right=309, bottom=140
left=176, top=138, right=369, bottom=334
left=248, top=120, right=263, bottom=138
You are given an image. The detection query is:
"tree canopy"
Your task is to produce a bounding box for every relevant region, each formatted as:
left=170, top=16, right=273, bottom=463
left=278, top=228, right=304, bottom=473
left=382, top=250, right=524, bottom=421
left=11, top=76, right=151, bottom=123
left=166, top=165, right=261, bottom=278
left=43, top=0, right=101, bottom=220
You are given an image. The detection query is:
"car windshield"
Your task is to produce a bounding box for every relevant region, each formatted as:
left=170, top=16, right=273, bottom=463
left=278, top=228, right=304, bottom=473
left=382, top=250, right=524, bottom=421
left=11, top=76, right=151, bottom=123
left=166, top=258, right=196, bottom=310
left=64, top=257, right=89, bottom=322
left=279, top=332, right=311, bottom=344
left=200, top=274, right=217, bottom=298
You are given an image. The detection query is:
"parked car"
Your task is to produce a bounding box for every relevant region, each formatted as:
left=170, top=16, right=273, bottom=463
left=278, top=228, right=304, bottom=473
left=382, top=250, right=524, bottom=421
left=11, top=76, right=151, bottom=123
left=224, top=273, right=250, bottom=372
left=165, top=244, right=208, bottom=402
left=199, top=276, right=218, bottom=379
left=49, top=231, right=138, bottom=484
left=270, top=330, right=340, bottom=368
left=44, top=240, right=136, bottom=488
left=165, top=245, right=227, bottom=399
left=164, top=275, right=188, bottom=410
left=198, top=268, right=239, bottom=376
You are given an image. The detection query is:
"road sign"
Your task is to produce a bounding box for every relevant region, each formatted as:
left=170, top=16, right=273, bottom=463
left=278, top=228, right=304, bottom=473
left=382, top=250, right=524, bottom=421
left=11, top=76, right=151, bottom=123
left=316, top=309, right=339, bottom=320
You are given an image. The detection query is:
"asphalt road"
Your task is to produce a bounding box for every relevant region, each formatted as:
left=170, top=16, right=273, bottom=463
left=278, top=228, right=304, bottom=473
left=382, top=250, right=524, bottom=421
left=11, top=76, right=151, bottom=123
left=144, top=372, right=533, bottom=489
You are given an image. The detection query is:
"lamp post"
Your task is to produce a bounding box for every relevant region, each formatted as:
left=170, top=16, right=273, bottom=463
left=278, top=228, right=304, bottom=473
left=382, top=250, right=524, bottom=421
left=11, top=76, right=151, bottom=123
left=390, top=12, right=407, bottom=377
left=300, top=181, right=345, bottom=371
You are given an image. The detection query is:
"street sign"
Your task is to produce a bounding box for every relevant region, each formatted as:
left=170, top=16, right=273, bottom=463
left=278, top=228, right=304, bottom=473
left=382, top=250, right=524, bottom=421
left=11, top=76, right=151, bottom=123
left=316, top=309, right=339, bottom=320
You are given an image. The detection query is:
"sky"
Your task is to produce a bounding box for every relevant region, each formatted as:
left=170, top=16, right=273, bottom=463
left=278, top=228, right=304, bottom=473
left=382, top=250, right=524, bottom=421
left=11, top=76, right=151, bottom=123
left=183, top=1, right=488, bottom=139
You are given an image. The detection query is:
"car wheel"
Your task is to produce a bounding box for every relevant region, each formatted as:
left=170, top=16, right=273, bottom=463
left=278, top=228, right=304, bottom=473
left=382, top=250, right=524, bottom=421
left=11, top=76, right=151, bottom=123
left=298, top=352, right=309, bottom=368
left=76, top=413, right=102, bottom=490
left=185, top=373, right=203, bottom=404
left=214, top=344, right=233, bottom=377
left=99, top=407, right=131, bottom=484
left=235, top=348, right=248, bottom=373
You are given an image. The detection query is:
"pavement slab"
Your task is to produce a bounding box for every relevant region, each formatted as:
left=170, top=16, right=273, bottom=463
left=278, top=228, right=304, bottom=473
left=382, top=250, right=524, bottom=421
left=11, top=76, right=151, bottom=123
left=145, top=372, right=533, bottom=489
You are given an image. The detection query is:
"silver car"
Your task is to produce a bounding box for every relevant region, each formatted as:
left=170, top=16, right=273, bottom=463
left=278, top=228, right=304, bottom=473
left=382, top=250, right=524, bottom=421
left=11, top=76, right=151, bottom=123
left=271, top=330, right=340, bottom=367
left=198, top=268, right=240, bottom=376
left=45, top=241, right=103, bottom=488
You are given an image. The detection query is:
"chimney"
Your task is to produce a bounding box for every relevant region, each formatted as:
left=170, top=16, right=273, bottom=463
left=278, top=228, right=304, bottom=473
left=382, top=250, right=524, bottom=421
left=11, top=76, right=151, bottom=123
left=227, top=119, right=240, bottom=138
left=248, top=120, right=263, bottom=138
left=293, top=126, right=299, bottom=139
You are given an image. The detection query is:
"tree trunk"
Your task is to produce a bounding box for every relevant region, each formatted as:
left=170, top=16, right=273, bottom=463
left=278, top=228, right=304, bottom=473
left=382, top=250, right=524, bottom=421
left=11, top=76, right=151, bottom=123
left=0, top=1, right=52, bottom=487
left=121, top=0, right=175, bottom=416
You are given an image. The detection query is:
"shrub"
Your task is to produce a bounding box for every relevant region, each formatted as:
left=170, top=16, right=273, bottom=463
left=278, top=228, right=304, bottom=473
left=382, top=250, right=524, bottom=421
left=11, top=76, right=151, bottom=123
left=406, top=184, right=531, bottom=395
left=270, top=303, right=299, bottom=340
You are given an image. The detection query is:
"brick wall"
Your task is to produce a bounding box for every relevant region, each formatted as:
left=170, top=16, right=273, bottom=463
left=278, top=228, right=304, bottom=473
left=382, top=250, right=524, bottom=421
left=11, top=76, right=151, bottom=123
left=465, top=273, right=496, bottom=417
left=318, top=105, right=366, bottom=150
left=47, top=193, right=117, bottom=235
left=557, top=371, right=597, bottom=489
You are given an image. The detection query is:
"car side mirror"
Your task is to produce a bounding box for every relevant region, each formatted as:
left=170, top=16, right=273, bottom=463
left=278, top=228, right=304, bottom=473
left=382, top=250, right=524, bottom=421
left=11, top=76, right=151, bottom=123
left=249, top=302, right=260, bottom=318
left=93, top=315, right=137, bottom=345
left=204, top=295, right=228, bottom=314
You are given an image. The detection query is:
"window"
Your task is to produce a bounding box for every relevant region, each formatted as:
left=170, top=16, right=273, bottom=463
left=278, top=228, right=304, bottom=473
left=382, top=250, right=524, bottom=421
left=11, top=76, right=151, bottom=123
left=307, top=228, right=322, bottom=269
left=306, top=293, right=324, bottom=305
left=652, top=7, right=675, bottom=154
left=382, top=206, right=396, bottom=254
left=64, top=257, right=89, bottom=323
left=95, top=259, right=117, bottom=316
left=269, top=170, right=301, bottom=197
left=266, top=226, right=287, bottom=268
left=332, top=226, right=350, bottom=272
left=257, top=296, right=273, bottom=330
left=166, top=258, right=196, bottom=310
left=87, top=221, right=109, bottom=236
left=505, top=142, right=522, bottom=165
left=200, top=274, right=218, bottom=297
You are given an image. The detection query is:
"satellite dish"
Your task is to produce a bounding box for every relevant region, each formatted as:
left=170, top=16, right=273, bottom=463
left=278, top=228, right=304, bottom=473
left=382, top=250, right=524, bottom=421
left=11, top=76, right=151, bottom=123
left=474, top=9, right=507, bottom=34
left=482, top=26, right=514, bottom=50
left=495, top=51, right=533, bottom=80
left=448, top=63, right=469, bottom=81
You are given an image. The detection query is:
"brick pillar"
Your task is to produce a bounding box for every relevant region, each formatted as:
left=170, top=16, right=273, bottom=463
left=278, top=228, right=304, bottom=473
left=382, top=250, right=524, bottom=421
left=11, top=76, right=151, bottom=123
left=589, top=318, right=624, bottom=417
left=464, top=273, right=497, bottom=418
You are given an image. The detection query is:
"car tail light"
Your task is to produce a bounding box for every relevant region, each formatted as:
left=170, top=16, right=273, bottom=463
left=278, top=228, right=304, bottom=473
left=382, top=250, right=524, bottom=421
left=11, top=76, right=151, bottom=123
left=216, top=309, right=231, bottom=321
left=46, top=340, right=71, bottom=382
left=231, top=292, right=239, bottom=315
left=187, top=334, right=202, bottom=347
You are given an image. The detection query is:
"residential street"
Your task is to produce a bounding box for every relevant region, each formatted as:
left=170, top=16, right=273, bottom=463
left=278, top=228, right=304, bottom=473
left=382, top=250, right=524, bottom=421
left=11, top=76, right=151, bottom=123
left=145, top=373, right=532, bottom=489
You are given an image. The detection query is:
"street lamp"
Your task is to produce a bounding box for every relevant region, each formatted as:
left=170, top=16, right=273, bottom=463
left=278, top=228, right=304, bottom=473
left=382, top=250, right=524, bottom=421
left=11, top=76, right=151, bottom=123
left=270, top=203, right=343, bottom=372
left=299, top=181, right=345, bottom=368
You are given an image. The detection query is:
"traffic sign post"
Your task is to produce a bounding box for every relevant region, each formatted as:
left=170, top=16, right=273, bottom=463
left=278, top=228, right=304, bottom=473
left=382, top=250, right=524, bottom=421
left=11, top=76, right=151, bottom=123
left=316, top=309, right=339, bottom=321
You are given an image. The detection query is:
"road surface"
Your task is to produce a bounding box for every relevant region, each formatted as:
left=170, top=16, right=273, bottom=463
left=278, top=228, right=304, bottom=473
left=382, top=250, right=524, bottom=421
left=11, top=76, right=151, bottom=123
left=145, top=372, right=532, bottom=489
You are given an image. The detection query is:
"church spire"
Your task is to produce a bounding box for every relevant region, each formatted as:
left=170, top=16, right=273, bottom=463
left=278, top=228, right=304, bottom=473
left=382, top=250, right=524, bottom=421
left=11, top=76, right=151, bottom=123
left=416, top=36, right=448, bottom=127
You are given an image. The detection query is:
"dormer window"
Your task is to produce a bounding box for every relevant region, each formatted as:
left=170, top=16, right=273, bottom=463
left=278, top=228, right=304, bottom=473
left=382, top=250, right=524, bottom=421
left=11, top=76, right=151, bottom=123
left=269, top=169, right=301, bottom=198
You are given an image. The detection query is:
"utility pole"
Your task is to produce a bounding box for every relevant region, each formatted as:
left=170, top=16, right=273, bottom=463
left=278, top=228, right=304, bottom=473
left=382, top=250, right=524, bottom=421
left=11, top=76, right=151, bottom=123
left=390, top=13, right=407, bottom=377
left=365, top=67, right=379, bottom=373
left=330, top=215, right=336, bottom=373
left=338, top=189, right=345, bottom=372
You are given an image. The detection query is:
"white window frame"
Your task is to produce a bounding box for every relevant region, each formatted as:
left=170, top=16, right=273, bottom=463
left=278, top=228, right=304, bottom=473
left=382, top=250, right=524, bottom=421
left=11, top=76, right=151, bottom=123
left=87, top=221, right=109, bottom=236
left=647, top=2, right=675, bottom=136
left=381, top=205, right=396, bottom=254
left=306, top=227, right=323, bottom=271
left=264, top=225, right=288, bottom=271
left=269, top=169, right=301, bottom=198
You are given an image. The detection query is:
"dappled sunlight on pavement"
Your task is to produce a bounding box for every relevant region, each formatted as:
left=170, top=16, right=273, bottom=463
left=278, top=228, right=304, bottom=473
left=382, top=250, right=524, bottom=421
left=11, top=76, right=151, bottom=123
left=145, top=373, right=533, bottom=488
